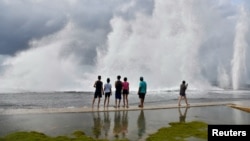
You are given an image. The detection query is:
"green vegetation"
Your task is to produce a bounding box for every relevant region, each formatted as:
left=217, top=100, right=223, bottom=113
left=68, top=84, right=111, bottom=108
left=0, top=121, right=207, bottom=141
left=0, top=131, right=108, bottom=141
left=146, top=121, right=207, bottom=141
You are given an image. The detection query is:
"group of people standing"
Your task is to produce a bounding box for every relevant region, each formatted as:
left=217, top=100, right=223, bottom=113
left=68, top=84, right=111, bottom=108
left=92, top=74, right=189, bottom=108
left=92, top=75, right=147, bottom=108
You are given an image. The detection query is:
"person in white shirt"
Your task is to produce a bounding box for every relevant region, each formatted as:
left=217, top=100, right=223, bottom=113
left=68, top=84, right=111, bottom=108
left=104, top=78, right=112, bottom=107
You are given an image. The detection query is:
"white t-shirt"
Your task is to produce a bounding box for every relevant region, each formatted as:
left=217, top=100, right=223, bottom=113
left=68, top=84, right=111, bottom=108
left=104, top=83, right=112, bottom=93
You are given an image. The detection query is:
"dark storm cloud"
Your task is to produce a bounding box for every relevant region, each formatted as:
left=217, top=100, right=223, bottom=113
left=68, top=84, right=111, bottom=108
left=0, top=0, right=153, bottom=55
left=0, top=0, right=68, bottom=55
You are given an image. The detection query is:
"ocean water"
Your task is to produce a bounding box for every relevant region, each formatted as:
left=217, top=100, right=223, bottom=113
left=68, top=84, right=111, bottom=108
left=0, top=89, right=250, bottom=110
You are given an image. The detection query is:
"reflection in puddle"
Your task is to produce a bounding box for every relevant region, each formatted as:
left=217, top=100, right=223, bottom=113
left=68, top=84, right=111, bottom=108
left=88, top=105, right=248, bottom=141
left=113, top=110, right=129, bottom=139
left=90, top=109, right=148, bottom=140
left=137, top=110, right=146, bottom=138
left=92, top=111, right=102, bottom=138
left=121, top=111, right=128, bottom=137
left=178, top=107, right=189, bottom=123
left=113, top=111, right=122, bottom=138
left=103, top=111, right=111, bottom=139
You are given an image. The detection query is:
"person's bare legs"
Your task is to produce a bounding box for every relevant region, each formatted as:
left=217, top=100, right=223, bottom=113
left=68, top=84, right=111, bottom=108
left=126, top=95, right=129, bottom=108
left=123, top=94, right=126, bottom=107
left=178, top=96, right=182, bottom=106
left=139, top=98, right=143, bottom=107
left=104, top=97, right=107, bottom=107
left=139, top=98, right=144, bottom=108
left=184, top=96, right=189, bottom=106
left=118, top=99, right=121, bottom=107
left=108, top=97, right=110, bottom=107
left=141, top=98, right=144, bottom=107
left=115, top=99, right=117, bottom=108
left=97, top=97, right=101, bottom=108
left=92, top=98, right=95, bottom=108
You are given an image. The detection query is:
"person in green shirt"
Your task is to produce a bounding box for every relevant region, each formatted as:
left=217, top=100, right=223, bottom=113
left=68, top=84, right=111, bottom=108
left=138, top=76, right=147, bottom=108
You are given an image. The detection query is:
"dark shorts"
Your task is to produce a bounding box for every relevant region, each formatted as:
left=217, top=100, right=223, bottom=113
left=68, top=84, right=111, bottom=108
left=94, top=91, right=102, bottom=98
left=122, top=89, right=129, bottom=95
left=180, top=93, right=186, bottom=96
left=105, top=92, right=111, bottom=98
left=139, top=93, right=145, bottom=99
left=115, top=91, right=122, bottom=99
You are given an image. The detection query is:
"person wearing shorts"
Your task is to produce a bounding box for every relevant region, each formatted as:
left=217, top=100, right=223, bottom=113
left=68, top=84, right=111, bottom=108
left=104, top=78, right=112, bottom=107
left=178, top=80, right=189, bottom=106
left=92, top=75, right=104, bottom=108
left=114, top=75, right=122, bottom=108
left=138, top=76, right=147, bottom=108
left=122, top=77, right=129, bottom=108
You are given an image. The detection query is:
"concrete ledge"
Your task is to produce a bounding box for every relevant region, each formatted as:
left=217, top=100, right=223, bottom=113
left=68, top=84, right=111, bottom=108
left=228, top=104, right=250, bottom=113
left=0, top=101, right=234, bottom=115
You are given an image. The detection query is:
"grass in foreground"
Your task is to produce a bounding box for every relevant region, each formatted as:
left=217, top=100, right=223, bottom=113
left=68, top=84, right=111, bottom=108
left=0, top=121, right=207, bottom=141
left=146, top=121, right=207, bottom=141
left=0, top=131, right=113, bottom=141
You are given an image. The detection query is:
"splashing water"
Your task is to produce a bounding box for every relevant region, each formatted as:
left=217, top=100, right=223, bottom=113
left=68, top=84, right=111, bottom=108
left=231, top=6, right=249, bottom=90
left=0, top=1, right=249, bottom=92
left=95, top=1, right=212, bottom=91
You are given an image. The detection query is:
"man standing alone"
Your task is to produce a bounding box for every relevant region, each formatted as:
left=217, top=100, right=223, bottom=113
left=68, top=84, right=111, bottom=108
left=138, top=76, right=147, bottom=108
left=178, top=80, right=189, bottom=106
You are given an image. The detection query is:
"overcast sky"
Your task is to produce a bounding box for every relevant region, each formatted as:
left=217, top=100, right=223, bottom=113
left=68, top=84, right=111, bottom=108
left=0, top=0, right=153, bottom=55
left=0, top=0, right=249, bottom=92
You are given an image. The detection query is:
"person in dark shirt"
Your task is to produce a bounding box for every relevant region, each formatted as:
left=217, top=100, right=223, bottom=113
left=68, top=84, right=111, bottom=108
left=178, top=80, right=189, bottom=106
left=92, top=75, right=104, bottom=108
left=114, top=75, right=122, bottom=108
